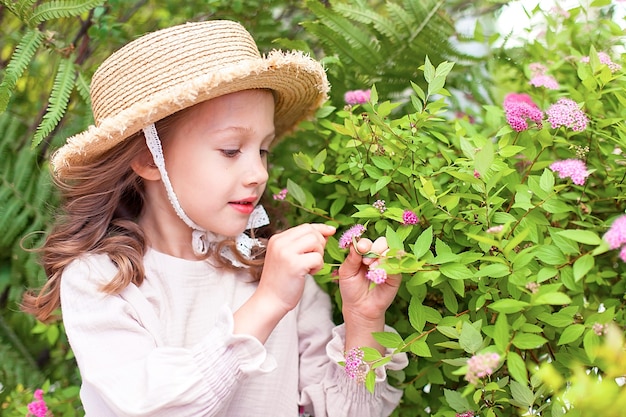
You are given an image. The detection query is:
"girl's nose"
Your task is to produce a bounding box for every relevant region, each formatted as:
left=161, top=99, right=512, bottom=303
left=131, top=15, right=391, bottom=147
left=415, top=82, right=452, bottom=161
left=244, top=153, right=269, bottom=186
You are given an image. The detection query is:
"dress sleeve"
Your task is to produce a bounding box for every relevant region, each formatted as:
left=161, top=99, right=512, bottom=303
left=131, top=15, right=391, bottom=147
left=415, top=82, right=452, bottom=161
left=60, top=255, right=275, bottom=417
left=297, top=277, right=408, bottom=417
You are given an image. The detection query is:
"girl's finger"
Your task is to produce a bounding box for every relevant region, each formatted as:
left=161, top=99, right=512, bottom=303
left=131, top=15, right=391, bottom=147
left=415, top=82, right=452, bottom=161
left=369, top=236, right=389, bottom=255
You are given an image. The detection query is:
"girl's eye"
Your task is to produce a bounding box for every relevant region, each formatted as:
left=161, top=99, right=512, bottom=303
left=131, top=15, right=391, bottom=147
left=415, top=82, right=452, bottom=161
left=260, top=149, right=270, bottom=158
left=221, top=149, right=241, bottom=158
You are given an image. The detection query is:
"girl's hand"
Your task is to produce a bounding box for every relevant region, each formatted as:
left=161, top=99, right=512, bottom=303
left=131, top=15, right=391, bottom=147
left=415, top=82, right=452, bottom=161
left=258, top=223, right=336, bottom=316
left=338, top=237, right=401, bottom=352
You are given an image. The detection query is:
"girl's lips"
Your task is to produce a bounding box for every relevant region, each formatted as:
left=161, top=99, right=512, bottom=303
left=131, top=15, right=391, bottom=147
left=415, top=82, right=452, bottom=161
left=229, top=201, right=255, bottom=214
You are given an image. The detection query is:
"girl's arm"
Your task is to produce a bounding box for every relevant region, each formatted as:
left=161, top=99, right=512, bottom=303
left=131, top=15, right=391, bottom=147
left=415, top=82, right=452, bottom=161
left=337, top=237, right=403, bottom=354
left=233, top=223, right=336, bottom=343
left=297, top=275, right=408, bottom=417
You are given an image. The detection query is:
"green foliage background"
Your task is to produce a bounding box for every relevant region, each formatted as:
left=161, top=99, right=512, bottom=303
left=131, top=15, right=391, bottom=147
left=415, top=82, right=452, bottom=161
left=1, top=0, right=625, bottom=416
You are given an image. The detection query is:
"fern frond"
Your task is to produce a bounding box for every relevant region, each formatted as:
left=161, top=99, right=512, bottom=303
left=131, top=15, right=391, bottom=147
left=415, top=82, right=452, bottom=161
left=29, top=0, right=106, bottom=25
left=0, top=315, right=43, bottom=395
left=0, top=149, right=39, bottom=248
left=75, top=71, right=91, bottom=106
left=385, top=2, right=417, bottom=34
left=15, top=0, right=38, bottom=21
left=405, top=0, right=449, bottom=44
left=0, top=29, right=44, bottom=113
left=0, top=111, right=23, bottom=155
left=32, top=58, right=76, bottom=147
left=305, top=1, right=382, bottom=68
left=333, top=3, right=403, bottom=44
left=0, top=0, right=19, bottom=16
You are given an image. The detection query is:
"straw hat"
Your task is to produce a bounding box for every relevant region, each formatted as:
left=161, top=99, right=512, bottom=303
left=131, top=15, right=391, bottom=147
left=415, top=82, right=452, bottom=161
left=51, top=20, right=329, bottom=177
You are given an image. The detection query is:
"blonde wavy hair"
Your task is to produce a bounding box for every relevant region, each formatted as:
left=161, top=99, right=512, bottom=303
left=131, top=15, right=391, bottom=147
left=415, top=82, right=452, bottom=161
left=21, top=115, right=269, bottom=323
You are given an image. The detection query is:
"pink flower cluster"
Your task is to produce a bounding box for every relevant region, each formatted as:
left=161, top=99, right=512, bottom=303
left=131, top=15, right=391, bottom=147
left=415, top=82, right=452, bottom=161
left=549, top=159, right=590, bottom=185
left=373, top=199, right=387, bottom=213
left=530, top=74, right=560, bottom=90
left=529, top=62, right=559, bottom=90
left=592, top=322, right=608, bottom=336
left=456, top=412, right=475, bottom=417
left=27, top=389, right=49, bottom=417
left=546, top=98, right=588, bottom=131
left=550, top=5, right=570, bottom=18
left=273, top=188, right=288, bottom=200
left=581, top=52, right=622, bottom=73
left=604, top=215, right=626, bottom=262
left=344, top=89, right=371, bottom=105
left=503, top=93, right=544, bottom=132
left=402, top=210, right=419, bottom=225
left=486, top=225, right=504, bottom=234
left=465, top=352, right=501, bottom=384
left=338, top=224, right=366, bottom=249
left=366, top=267, right=388, bottom=284
left=344, top=347, right=367, bottom=382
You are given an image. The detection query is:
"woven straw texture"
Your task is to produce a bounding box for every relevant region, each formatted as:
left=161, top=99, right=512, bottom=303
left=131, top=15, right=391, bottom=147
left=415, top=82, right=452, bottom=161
left=51, top=20, right=329, bottom=177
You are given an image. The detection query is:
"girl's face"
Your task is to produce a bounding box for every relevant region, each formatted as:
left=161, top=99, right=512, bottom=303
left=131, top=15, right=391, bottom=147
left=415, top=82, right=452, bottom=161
left=138, top=89, right=275, bottom=257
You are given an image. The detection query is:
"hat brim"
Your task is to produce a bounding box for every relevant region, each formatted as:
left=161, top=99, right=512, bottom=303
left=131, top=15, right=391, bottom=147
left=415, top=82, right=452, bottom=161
left=51, top=50, right=328, bottom=177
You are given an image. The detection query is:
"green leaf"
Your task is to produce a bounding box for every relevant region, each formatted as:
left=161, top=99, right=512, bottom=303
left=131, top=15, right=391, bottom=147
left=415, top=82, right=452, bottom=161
left=556, top=230, right=602, bottom=246
left=286, top=178, right=307, bottom=205
left=385, top=225, right=403, bottom=250
left=537, top=267, right=558, bottom=283
left=539, top=168, right=555, bottom=192
left=507, top=351, right=528, bottom=383
left=444, top=388, right=471, bottom=413
left=573, top=254, right=594, bottom=282
left=312, top=148, right=327, bottom=170
left=409, top=339, right=432, bottom=357
left=543, top=198, right=572, bottom=214
left=423, top=55, right=435, bottom=83
left=459, top=321, right=483, bottom=354
left=557, top=324, right=585, bottom=346
left=475, top=263, right=510, bottom=278
left=441, top=284, right=459, bottom=313
left=372, top=332, right=404, bottom=349
left=365, top=369, right=376, bottom=393
left=494, top=313, right=510, bottom=352
left=510, top=381, right=534, bottom=408
left=371, top=176, right=392, bottom=194
left=489, top=299, right=529, bottom=314
left=440, top=263, right=473, bottom=280
left=583, top=329, right=601, bottom=361
left=361, top=346, right=383, bottom=362
left=408, top=298, right=425, bottom=332
left=511, top=333, right=547, bottom=349
left=474, top=137, right=494, bottom=177
left=537, top=312, right=574, bottom=328
left=437, top=325, right=460, bottom=339
left=534, top=292, right=572, bottom=306
left=534, top=245, right=567, bottom=265
left=293, top=152, right=312, bottom=170
left=413, top=226, right=433, bottom=259
left=503, top=228, right=530, bottom=257
left=370, top=155, right=394, bottom=170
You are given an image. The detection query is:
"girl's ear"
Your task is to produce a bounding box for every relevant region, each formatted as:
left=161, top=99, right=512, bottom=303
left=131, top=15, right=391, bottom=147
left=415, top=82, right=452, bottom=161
left=131, top=148, right=161, bottom=181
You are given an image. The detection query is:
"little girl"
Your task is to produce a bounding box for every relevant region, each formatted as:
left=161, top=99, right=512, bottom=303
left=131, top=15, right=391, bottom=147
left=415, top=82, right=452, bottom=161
left=22, top=20, right=407, bottom=416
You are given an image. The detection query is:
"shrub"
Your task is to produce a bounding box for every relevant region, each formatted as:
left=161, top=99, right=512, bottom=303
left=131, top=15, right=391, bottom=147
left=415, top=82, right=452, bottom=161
left=271, top=2, right=626, bottom=415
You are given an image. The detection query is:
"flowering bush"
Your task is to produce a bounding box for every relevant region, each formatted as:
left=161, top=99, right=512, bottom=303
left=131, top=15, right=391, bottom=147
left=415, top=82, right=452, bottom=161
left=272, top=2, right=626, bottom=415
left=1, top=382, right=82, bottom=417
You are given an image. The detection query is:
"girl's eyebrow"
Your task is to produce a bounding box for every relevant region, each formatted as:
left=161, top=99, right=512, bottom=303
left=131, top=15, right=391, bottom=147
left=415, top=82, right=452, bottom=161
left=213, top=125, right=276, bottom=142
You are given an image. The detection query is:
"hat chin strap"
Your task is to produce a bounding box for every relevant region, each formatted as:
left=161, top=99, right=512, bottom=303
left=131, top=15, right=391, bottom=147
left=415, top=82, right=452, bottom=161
left=142, top=124, right=211, bottom=255
left=141, top=123, right=269, bottom=262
